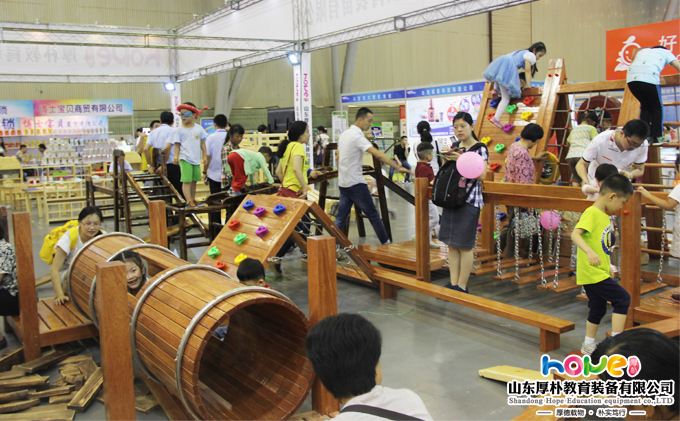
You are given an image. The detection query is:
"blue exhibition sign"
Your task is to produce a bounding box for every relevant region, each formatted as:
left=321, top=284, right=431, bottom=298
left=406, top=82, right=486, bottom=99
left=341, top=90, right=406, bottom=104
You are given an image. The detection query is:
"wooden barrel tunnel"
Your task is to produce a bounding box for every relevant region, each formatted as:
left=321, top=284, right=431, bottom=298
left=66, top=233, right=315, bottom=420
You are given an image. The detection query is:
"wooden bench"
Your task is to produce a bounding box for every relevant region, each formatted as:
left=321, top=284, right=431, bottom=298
left=628, top=317, right=679, bottom=338
left=373, top=267, right=575, bottom=352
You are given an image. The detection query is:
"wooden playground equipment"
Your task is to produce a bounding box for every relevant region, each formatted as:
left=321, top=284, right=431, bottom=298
left=5, top=203, right=342, bottom=419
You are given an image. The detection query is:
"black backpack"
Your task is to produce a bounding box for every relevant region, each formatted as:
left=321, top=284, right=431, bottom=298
left=431, top=142, right=485, bottom=209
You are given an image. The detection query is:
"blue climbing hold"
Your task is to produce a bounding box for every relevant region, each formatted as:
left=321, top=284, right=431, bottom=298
left=243, top=200, right=255, bottom=210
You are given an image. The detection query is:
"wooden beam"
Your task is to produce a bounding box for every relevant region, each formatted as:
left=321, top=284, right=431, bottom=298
left=414, top=178, right=430, bottom=283
left=306, top=236, right=340, bottom=416
left=12, top=213, right=40, bottom=362
left=556, top=80, right=627, bottom=94
left=148, top=200, right=168, bottom=248
left=95, top=262, right=135, bottom=421
left=621, top=192, right=642, bottom=329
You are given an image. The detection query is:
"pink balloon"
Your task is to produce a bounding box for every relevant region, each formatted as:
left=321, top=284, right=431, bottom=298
left=457, top=152, right=485, bottom=179
left=540, top=211, right=560, bottom=230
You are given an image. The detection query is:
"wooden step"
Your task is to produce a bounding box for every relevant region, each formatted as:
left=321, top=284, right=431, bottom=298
left=640, top=282, right=668, bottom=294
left=536, top=276, right=580, bottom=293
left=472, top=258, right=537, bottom=276
left=511, top=269, right=556, bottom=285
left=139, top=185, right=168, bottom=190
left=493, top=262, right=556, bottom=281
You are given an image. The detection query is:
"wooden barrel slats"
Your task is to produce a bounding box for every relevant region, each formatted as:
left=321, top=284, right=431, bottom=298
left=68, top=233, right=315, bottom=420
left=130, top=264, right=314, bottom=420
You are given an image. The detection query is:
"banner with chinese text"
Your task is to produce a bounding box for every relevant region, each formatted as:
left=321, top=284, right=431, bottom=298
left=34, top=116, right=108, bottom=136
left=606, top=20, right=679, bottom=80
left=33, top=99, right=133, bottom=116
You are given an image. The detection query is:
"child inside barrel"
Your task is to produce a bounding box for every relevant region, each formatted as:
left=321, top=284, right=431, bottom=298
left=213, top=258, right=272, bottom=341
left=305, top=313, right=432, bottom=420
left=112, top=250, right=148, bottom=296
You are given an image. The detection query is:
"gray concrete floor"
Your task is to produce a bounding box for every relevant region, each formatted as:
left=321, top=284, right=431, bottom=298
left=2, top=181, right=678, bottom=420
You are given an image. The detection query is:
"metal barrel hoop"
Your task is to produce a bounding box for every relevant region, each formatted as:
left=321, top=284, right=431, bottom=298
left=174, top=285, right=294, bottom=420
left=65, top=232, right=143, bottom=319
left=88, top=243, right=174, bottom=329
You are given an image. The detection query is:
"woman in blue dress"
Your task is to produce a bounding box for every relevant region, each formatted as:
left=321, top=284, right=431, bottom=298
left=483, top=42, right=546, bottom=129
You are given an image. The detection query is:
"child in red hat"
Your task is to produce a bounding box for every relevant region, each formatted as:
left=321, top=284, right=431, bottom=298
left=173, top=102, right=209, bottom=207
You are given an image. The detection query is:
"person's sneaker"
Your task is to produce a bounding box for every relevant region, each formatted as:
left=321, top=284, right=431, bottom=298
left=491, top=89, right=499, bottom=100
left=381, top=240, right=391, bottom=246
left=430, top=241, right=440, bottom=249
left=581, top=341, right=597, bottom=356
left=490, top=117, right=503, bottom=129
left=444, top=283, right=458, bottom=291
left=456, top=285, right=470, bottom=294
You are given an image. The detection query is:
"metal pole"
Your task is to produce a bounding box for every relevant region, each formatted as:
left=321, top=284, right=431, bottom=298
left=225, top=67, right=245, bottom=119
left=331, top=45, right=342, bottom=111
left=340, top=42, right=359, bottom=94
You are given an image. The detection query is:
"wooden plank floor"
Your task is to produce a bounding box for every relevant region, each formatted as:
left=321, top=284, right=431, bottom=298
left=8, top=299, right=98, bottom=347
left=361, top=240, right=449, bottom=271
left=635, top=287, right=680, bottom=324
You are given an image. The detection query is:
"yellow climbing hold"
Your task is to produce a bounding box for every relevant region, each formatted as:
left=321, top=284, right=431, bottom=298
left=480, top=137, right=491, bottom=145
left=235, top=253, right=248, bottom=265
left=521, top=111, right=533, bottom=121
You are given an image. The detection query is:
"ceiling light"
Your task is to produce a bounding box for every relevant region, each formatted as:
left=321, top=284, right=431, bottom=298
left=287, top=52, right=300, bottom=65
left=164, top=82, right=176, bottom=91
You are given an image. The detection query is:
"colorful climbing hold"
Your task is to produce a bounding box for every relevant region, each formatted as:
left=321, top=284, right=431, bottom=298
left=515, top=137, right=521, bottom=142
left=480, top=137, right=491, bottom=145
left=487, top=113, right=495, bottom=121
left=506, top=104, right=517, bottom=114
left=495, top=211, right=506, bottom=219
left=521, top=111, right=533, bottom=121
left=235, top=253, right=247, bottom=265
left=488, top=163, right=500, bottom=171
left=215, top=260, right=227, bottom=271
left=243, top=200, right=255, bottom=210
left=234, top=233, right=247, bottom=245
left=522, top=96, right=534, bottom=106
left=207, top=246, right=221, bottom=258
left=255, top=226, right=269, bottom=237
left=227, top=219, right=240, bottom=230
left=489, top=99, right=500, bottom=108
left=494, top=143, right=506, bottom=153
left=502, top=124, right=514, bottom=133
left=254, top=206, right=267, bottom=217
left=273, top=204, right=286, bottom=215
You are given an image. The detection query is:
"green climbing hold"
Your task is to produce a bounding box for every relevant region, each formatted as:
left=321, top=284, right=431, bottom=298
left=234, top=233, right=247, bottom=245
left=506, top=104, right=517, bottom=113
left=207, top=246, right=221, bottom=258
left=494, top=232, right=498, bottom=240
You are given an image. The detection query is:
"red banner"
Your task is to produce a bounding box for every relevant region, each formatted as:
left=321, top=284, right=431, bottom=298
left=606, top=20, right=679, bottom=81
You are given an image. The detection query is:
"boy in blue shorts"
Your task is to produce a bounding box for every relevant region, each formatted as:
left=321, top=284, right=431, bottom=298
left=173, top=102, right=208, bottom=207
left=571, top=174, right=633, bottom=355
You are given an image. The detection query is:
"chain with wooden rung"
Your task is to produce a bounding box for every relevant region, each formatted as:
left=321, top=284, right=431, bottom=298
left=657, top=210, right=666, bottom=284
left=552, top=213, right=562, bottom=290
left=514, top=207, right=521, bottom=283
left=495, top=204, right=503, bottom=278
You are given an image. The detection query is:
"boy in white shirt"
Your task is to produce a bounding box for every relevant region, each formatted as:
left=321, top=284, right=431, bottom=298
left=306, top=314, right=432, bottom=421
left=173, top=102, right=208, bottom=207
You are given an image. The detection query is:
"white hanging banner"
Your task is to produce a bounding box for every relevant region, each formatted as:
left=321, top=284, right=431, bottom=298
left=171, top=84, right=182, bottom=129
left=293, top=53, right=313, bottom=165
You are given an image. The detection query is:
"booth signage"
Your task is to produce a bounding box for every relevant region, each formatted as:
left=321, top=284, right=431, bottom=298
left=201, top=119, right=215, bottom=134
left=33, top=99, right=133, bottom=116
left=34, top=115, right=108, bottom=135
left=606, top=20, right=679, bottom=80
left=341, top=90, right=406, bottom=104
left=406, top=82, right=485, bottom=99
left=0, top=100, right=34, bottom=118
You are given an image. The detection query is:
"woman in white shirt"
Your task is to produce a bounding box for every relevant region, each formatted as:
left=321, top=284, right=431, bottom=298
left=50, top=206, right=105, bottom=305
left=627, top=46, right=680, bottom=144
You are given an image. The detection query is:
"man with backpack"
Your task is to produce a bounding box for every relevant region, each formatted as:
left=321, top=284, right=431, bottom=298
left=335, top=108, right=413, bottom=245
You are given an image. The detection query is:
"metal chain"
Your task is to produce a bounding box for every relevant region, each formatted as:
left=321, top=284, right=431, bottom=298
left=553, top=213, right=562, bottom=290
left=547, top=225, right=554, bottom=263
left=528, top=209, right=534, bottom=260
left=495, top=205, right=503, bottom=277
left=472, top=230, right=478, bottom=272
left=514, top=207, right=521, bottom=282
left=537, top=209, right=546, bottom=287
left=268, top=252, right=307, bottom=263
left=570, top=210, right=577, bottom=269
left=658, top=211, right=666, bottom=284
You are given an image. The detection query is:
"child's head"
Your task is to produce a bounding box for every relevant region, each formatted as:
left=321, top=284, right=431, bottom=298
left=178, top=102, right=198, bottom=125
left=113, top=251, right=146, bottom=293
left=160, top=111, right=174, bottom=126
left=594, top=163, right=619, bottom=185
left=597, top=173, right=634, bottom=212
left=578, top=111, right=598, bottom=127
left=229, top=124, right=245, bottom=146
left=305, top=314, right=383, bottom=400
left=214, top=114, right=228, bottom=130
left=259, top=146, right=274, bottom=162
left=417, top=142, right=434, bottom=162
left=317, top=126, right=326, bottom=134
left=258, top=124, right=268, bottom=133
left=236, top=258, right=266, bottom=287
left=520, top=123, right=545, bottom=148
left=592, top=328, right=679, bottom=417
left=19, top=144, right=27, bottom=152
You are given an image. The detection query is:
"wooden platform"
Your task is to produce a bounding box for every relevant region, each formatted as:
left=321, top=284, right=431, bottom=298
left=6, top=299, right=98, bottom=347
left=361, top=240, right=449, bottom=272
left=634, top=287, right=680, bottom=324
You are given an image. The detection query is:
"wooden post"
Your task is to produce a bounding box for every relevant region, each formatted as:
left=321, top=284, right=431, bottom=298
left=372, top=152, right=392, bottom=242
left=12, top=212, right=40, bottom=362
left=149, top=200, right=168, bottom=248
left=480, top=172, right=495, bottom=255
left=414, top=178, right=430, bottom=283
left=95, top=262, right=135, bottom=421
left=307, top=235, right=340, bottom=415
left=620, top=192, right=642, bottom=329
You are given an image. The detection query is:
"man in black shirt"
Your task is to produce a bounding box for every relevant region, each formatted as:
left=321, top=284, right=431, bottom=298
left=389, top=136, right=411, bottom=182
